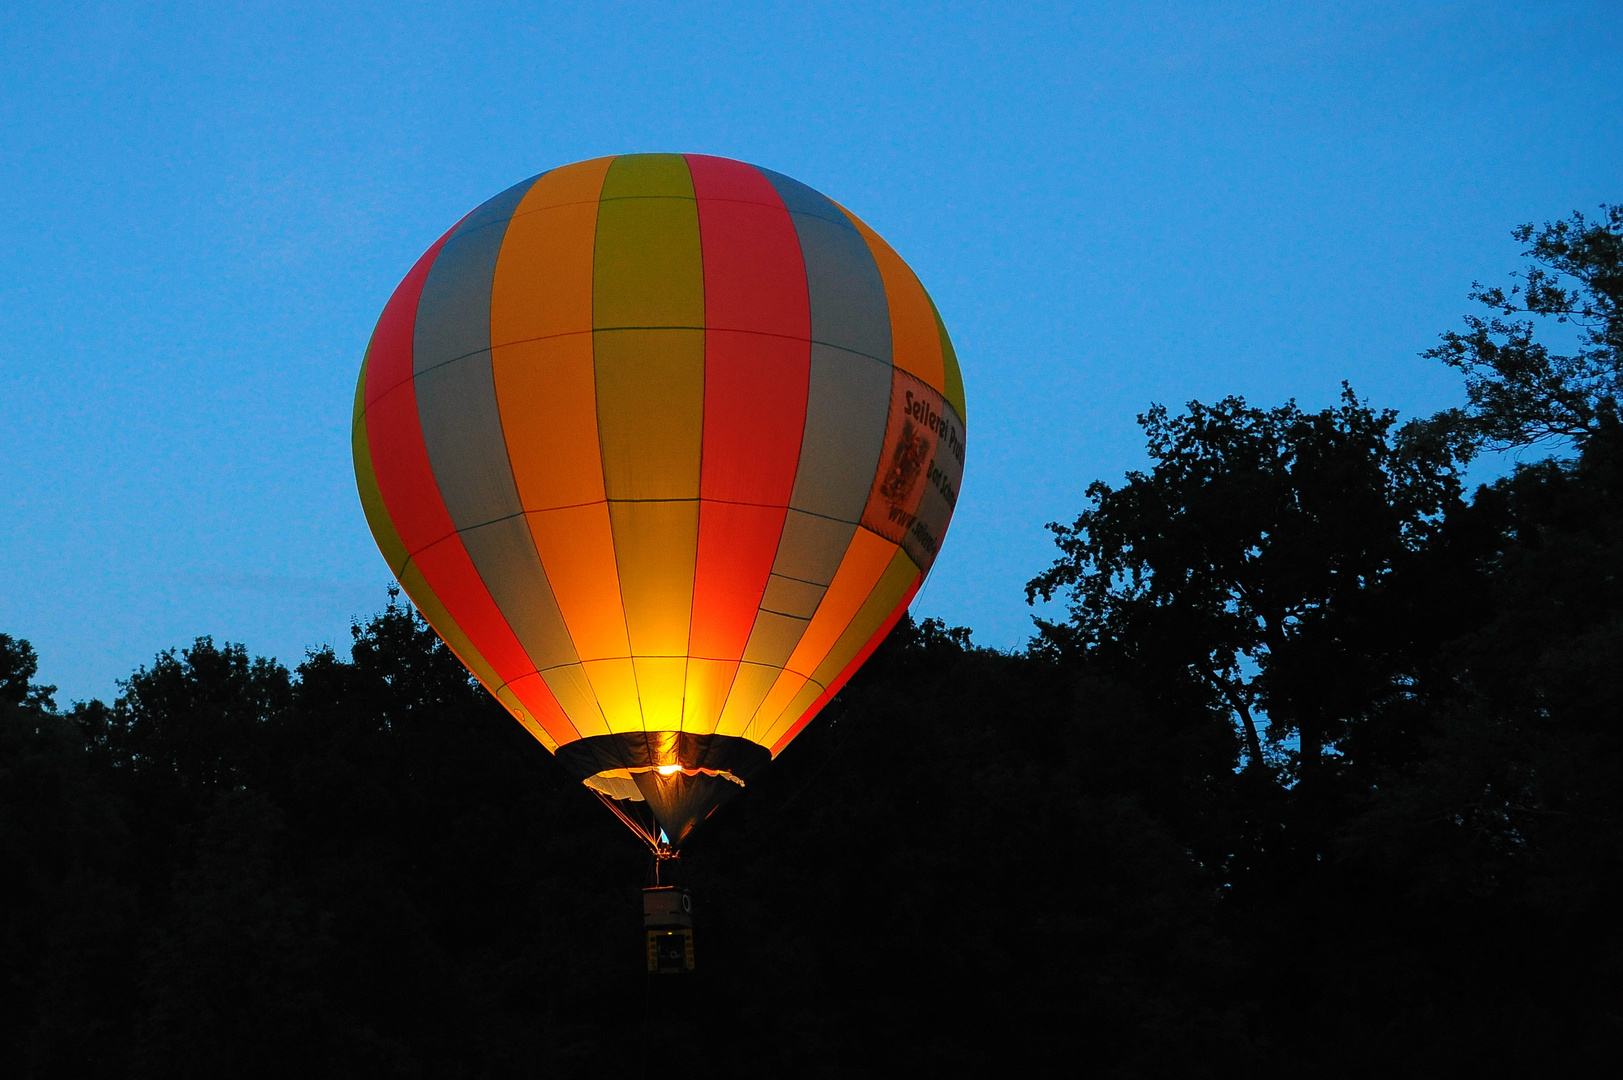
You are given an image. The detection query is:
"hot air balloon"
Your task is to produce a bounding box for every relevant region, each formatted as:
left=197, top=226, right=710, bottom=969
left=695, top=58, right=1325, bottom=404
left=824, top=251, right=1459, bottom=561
left=352, top=153, right=966, bottom=866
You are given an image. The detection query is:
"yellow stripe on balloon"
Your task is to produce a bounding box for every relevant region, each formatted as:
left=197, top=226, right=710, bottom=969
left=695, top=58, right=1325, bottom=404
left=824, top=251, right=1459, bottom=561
left=351, top=355, right=410, bottom=577
left=592, top=155, right=708, bottom=737
left=534, top=663, right=610, bottom=738
left=608, top=500, right=700, bottom=659
left=631, top=656, right=688, bottom=730
left=593, top=329, right=705, bottom=501
left=712, top=661, right=787, bottom=739
left=593, top=155, right=702, bottom=329
left=930, top=294, right=967, bottom=425
left=679, top=657, right=740, bottom=735
left=581, top=657, right=646, bottom=733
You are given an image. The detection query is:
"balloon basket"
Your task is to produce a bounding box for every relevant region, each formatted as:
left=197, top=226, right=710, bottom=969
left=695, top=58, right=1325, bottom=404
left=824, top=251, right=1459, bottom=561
left=644, top=882, right=695, bottom=975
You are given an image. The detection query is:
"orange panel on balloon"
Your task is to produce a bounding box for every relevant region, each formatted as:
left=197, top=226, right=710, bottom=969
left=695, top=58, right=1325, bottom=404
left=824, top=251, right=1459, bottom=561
left=494, top=333, right=605, bottom=512
left=609, top=500, right=699, bottom=659
left=491, top=157, right=611, bottom=347
left=713, top=661, right=790, bottom=739
left=811, top=547, right=922, bottom=689
left=524, top=504, right=630, bottom=662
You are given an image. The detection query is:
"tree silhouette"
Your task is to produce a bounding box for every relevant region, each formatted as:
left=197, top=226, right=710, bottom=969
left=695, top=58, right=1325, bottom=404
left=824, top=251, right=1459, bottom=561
left=1424, top=205, right=1623, bottom=452
left=1026, top=387, right=1464, bottom=792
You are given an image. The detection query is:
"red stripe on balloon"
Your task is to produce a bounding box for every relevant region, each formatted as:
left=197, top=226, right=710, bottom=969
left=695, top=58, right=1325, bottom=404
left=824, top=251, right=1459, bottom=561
left=402, top=532, right=551, bottom=698
left=685, top=155, right=811, bottom=661
left=767, top=577, right=922, bottom=757
left=364, top=225, right=454, bottom=410
left=364, top=228, right=457, bottom=550
left=688, top=500, right=792, bottom=659
left=496, top=671, right=578, bottom=740
left=362, top=229, right=553, bottom=700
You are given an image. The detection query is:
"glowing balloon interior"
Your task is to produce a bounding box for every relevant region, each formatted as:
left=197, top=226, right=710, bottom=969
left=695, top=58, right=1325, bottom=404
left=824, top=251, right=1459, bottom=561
left=353, top=154, right=966, bottom=850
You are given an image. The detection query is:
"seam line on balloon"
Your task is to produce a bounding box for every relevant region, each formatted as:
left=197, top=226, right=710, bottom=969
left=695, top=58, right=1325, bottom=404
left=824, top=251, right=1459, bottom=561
left=758, top=671, right=833, bottom=745
left=697, top=194, right=798, bottom=212
left=369, top=332, right=890, bottom=403
left=437, top=215, right=516, bottom=249
left=531, top=656, right=792, bottom=675
left=789, top=209, right=857, bottom=229
left=596, top=194, right=696, bottom=204
left=470, top=498, right=855, bottom=622
left=489, top=325, right=835, bottom=353
left=489, top=660, right=544, bottom=694
left=757, top=607, right=807, bottom=620
left=503, top=194, right=606, bottom=228
left=423, top=498, right=822, bottom=546
left=393, top=469, right=869, bottom=562
left=768, top=571, right=827, bottom=589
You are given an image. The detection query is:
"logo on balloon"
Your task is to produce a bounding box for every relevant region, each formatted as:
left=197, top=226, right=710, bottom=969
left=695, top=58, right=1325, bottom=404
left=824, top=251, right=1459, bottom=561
left=880, top=420, right=932, bottom=504
left=862, top=369, right=966, bottom=571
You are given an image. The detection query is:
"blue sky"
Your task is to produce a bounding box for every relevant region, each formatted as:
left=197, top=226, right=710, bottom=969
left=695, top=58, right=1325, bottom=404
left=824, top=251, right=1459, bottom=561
left=3, top=1, right=1619, bottom=704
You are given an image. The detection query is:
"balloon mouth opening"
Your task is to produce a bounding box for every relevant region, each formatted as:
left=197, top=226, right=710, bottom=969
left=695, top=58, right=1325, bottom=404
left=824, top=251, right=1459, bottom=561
left=558, top=733, right=773, bottom=851
left=582, top=766, right=746, bottom=803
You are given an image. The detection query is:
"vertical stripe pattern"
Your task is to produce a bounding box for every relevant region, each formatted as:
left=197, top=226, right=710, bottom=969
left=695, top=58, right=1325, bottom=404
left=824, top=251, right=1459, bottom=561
left=353, top=154, right=966, bottom=770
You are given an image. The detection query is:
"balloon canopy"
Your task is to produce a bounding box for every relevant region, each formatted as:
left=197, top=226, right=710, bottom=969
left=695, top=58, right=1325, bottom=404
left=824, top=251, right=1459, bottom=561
left=352, top=154, right=966, bottom=849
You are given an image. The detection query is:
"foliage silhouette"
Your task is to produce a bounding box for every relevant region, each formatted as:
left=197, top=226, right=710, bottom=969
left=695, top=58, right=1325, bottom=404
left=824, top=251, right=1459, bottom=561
left=1025, top=387, right=1467, bottom=792
left=1422, top=205, right=1623, bottom=453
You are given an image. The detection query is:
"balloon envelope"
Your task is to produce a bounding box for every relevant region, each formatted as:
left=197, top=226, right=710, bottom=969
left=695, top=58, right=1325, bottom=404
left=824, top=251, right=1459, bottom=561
left=353, top=154, right=966, bottom=846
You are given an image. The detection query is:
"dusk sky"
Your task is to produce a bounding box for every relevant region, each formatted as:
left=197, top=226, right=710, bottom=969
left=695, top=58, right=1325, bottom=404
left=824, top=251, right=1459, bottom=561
left=3, top=1, right=1619, bottom=705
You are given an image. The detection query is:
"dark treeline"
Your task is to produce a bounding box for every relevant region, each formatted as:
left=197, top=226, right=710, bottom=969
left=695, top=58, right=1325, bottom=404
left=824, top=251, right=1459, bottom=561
left=3, top=210, right=1620, bottom=1077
